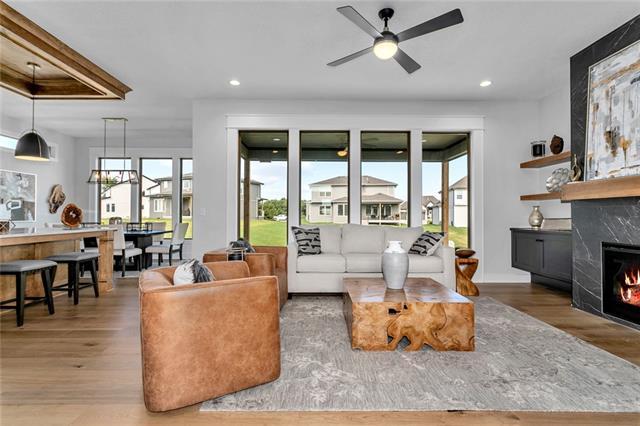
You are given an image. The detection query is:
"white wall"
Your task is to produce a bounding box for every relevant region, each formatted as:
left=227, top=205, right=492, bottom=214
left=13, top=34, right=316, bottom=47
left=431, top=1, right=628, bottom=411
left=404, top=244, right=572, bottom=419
left=0, top=115, right=78, bottom=227
left=533, top=84, right=572, bottom=218
left=192, top=99, right=546, bottom=283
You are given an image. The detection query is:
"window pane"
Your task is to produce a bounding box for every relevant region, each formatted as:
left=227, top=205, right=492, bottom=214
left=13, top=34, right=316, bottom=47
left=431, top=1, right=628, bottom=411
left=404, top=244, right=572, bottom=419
left=0, top=134, right=17, bottom=150
left=140, top=158, right=173, bottom=239
left=239, top=131, right=288, bottom=246
left=99, top=158, right=132, bottom=223
left=181, top=159, right=193, bottom=239
left=422, top=133, right=469, bottom=248
left=361, top=132, right=408, bottom=227
left=300, top=131, right=349, bottom=226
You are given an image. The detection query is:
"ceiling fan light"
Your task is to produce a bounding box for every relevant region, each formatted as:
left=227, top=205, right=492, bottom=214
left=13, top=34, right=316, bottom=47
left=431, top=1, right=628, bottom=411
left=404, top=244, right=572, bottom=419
left=373, top=38, right=398, bottom=60
left=337, top=149, right=348, bottom=157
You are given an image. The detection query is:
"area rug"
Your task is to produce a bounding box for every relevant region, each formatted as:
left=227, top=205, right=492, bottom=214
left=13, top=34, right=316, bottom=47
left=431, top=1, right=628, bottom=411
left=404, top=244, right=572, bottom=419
left=201, top=296, right=640, bottom=412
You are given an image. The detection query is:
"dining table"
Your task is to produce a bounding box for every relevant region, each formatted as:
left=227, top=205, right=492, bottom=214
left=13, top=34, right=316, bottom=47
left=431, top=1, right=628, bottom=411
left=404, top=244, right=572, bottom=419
left=124, top=229, right=171, bottom=268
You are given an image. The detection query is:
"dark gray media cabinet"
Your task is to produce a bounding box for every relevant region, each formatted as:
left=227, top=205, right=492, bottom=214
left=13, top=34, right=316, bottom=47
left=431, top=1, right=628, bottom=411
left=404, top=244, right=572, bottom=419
left=510, top=228, right=572, bottom=292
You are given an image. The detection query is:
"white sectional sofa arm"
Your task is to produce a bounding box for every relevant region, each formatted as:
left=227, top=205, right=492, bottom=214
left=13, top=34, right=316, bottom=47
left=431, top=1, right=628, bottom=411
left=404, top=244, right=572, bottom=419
left=435, top=244, right=456, bottom=290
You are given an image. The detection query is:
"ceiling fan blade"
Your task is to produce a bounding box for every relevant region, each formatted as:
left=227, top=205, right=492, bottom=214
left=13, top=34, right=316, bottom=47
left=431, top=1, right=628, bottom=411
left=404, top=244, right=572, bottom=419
left=327, top=46, right=373, bottom=67
left=337, top=6, right=381, bottom=39
left=396, top=8, right=464, bottom=43
left=394, top=48, right=421, bottom=74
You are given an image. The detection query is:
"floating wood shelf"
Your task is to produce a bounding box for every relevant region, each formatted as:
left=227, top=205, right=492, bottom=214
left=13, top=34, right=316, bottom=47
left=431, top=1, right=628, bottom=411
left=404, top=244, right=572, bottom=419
left=520, top=192, right=562, bottom=201
left=520, top=151, right=571, bottom=169
left=561, top=175, right=640, bottom=201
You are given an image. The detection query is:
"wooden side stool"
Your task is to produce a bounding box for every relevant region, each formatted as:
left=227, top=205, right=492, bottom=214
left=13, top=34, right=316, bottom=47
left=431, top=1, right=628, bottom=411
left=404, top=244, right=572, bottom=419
left=455, top=250, right=479, bottom=296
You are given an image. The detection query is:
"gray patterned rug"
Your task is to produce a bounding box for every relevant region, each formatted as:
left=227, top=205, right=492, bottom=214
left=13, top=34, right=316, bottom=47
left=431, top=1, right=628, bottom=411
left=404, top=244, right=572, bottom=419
left=201, top=296, right=640, bottom=412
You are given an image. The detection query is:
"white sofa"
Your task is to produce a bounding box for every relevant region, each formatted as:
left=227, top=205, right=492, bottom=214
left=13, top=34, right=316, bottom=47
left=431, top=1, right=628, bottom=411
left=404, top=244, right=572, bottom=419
left=287, top=224, right=455, bottom=293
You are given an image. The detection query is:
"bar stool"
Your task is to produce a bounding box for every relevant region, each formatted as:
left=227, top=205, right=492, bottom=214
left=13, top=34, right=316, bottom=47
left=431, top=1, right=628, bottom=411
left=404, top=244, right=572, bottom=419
left=46, top=252, right=100, bottom=305
left=0, top=260, right=57, bottom=327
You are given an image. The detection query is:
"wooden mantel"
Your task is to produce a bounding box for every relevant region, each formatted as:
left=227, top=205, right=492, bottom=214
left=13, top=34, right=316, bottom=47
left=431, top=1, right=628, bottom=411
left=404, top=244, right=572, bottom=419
left=561, top=175, right=640, bottom=201
left=0, top=1, right=131, bottom=99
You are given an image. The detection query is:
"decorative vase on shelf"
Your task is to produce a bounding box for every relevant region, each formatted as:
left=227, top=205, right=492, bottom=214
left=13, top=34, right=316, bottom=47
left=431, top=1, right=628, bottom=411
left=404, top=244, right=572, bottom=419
left=528, top=206, right=544, bottom=228
left=382, top=241, right=409, bottom=290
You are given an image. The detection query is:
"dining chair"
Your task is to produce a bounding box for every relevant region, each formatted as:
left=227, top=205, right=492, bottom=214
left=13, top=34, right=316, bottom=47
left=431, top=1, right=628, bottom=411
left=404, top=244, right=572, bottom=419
left=146, top=223, right=188, bottom=266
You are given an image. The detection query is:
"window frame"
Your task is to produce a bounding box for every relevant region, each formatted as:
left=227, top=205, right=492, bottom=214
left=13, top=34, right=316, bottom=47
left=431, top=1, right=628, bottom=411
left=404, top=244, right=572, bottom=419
left=180, top=158, right=193, bottom=240
left=96, top=156, right=133, bottom=223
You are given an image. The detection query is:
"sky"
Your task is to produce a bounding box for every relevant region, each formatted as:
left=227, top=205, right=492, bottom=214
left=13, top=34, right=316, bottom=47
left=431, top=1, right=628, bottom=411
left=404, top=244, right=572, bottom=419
left=251, top=155, right=468, bottom=201
left=100, top=158, right=192, bottom=180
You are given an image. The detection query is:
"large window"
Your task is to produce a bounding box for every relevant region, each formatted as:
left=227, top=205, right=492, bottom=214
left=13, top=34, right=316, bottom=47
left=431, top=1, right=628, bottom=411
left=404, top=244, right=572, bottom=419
left=422, top=133, right=470, bottom=248
left=361, top=132, right=408, bottom=227
left=180, top=159, right=193, bottom=239
left=300, top=131, right=349, bottom=225
left=140, top=158, right=173, bottom=238
left=98, top=157, right=133, bottom=223
left=238, top=131, right=288, bottom=246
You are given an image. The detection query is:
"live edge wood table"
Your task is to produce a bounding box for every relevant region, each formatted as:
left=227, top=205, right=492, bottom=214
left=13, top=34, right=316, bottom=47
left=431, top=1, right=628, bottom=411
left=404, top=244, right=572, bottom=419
left=0, top=228, right=115, bottom=304
left=343, top=278, right=474, bottom=352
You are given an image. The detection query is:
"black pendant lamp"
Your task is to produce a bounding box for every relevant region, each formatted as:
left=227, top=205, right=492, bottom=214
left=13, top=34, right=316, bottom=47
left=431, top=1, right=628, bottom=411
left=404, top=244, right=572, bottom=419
left=14, top=62, right=50, bottom=161
left=87, top=118, right=139, bottom=184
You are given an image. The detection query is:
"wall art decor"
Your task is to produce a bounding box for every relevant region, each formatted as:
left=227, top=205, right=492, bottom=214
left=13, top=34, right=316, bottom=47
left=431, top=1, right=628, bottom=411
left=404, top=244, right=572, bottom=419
left=546, top=168, right=571, bottom=192
left=47, top=184, right=66, bottom=213
left=0, top=169, right=36, bottom=222
left=585, top=39, right=640, bottom=180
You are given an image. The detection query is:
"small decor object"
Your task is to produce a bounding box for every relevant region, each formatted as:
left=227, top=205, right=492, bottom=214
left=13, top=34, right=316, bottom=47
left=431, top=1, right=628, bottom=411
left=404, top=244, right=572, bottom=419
left=541, top=218, right=571, bottom=230
left=570, top=154, right=583, bottom=182
left=409, top=231, right=445, bottom=256
left=455, top=248, right=476, bottom=258
left=545, top=167, right=571, bottom=192
left=291, top=226, right=321, bottom=255
left=60, top=203, right=83, bottom=228
left=528, top=206, right=544, bottom=228
left=382, top=240, right=409, bottom=290
left=0, top=220, right=15, bottom=233
left=585, top=40, right=640, bottom=180
left=0, top=169, right=36, bottom=222
left=455, top=257, right=479, bottom=296
left=173, top=259, right=214, bottom=285
left=47, top=184, right=66, bottom=213
left=531, top=141, right=546, bottom=158
left=549, top=135, right=564, bottom=154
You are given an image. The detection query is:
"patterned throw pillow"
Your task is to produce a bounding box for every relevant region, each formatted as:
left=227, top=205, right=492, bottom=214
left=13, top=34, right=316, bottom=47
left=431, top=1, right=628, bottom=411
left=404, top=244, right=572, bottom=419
left=291, top=226, right=321, bottom=256
left=408, top=232, right=446, bottom=256
left=173, top=259, right=215, bottom=285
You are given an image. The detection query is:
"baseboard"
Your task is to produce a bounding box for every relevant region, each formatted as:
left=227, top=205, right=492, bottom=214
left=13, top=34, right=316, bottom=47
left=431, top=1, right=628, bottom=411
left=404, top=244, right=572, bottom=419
left=480, top=273, right=531, bottom=283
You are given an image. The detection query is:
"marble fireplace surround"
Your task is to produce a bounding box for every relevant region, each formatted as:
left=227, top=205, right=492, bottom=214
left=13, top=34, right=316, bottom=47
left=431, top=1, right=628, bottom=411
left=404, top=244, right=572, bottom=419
left=570, top=15, right=640, bottom=330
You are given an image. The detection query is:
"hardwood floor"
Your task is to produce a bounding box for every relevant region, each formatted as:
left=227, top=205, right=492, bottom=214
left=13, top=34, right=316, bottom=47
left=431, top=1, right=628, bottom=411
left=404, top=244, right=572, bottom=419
left=1, top=280, right=639, bottom=425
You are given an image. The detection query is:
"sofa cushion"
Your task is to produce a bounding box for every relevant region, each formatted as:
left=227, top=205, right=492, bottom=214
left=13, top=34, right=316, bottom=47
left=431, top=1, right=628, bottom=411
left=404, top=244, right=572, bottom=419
left=384, top=226, right=424, bottom=251
left=317, top=225, right=342, bottom=253
left=341, top=224, right=385, bottom=254
left=345, top=253, right=382, bottom=273
left=297, top=254, right=346, bottom=273
left=408, top=254, right=443, bottom=273
left=409, top=231, right=445, bottom=256
left=173, top=259, right=214, bottom=285
left=291, top=226, right=321, bottom=255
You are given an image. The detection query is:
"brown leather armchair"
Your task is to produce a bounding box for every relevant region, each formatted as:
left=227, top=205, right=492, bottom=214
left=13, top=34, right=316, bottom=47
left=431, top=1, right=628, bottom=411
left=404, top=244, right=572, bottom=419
left=139, top=261, right=281, bottom=412
left=202, top=246, right=288, bottom=309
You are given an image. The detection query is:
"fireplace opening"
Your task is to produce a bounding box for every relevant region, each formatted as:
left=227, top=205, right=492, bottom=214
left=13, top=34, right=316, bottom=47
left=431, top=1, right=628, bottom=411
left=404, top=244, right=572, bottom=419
left=602, top=242, right=640, bottom=326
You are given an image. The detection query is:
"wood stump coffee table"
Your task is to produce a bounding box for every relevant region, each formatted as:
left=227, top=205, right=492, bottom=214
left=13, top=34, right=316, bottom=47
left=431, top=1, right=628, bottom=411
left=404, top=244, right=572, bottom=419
left=343, top=277, right=474, bottom=352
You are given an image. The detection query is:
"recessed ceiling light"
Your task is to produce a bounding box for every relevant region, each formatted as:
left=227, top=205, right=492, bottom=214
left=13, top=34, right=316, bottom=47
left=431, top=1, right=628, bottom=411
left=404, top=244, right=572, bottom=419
left=272, top=150, right=279, bottom=154
left=229, top=79, right=240, bottom=86
left=273, top=138, right=280, bottom=141
left=422, top=139, right=426, bottom=142
left=480, top=80, right=492, bottom=87
left=396, top=150, right=404, bottom=154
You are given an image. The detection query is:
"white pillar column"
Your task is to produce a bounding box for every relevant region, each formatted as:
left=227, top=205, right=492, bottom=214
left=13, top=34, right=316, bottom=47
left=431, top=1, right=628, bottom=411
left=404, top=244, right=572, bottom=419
left=225, top=128, right=239, bottom=243
left=171, top=157, right=181, bottom=230
left=349, top=129, right=361, bottom=224
left=288, top=129, right=300, bottom=242
left=470, top=129, right=484, bottom=282
left=409, top=128, right=423, bottom=228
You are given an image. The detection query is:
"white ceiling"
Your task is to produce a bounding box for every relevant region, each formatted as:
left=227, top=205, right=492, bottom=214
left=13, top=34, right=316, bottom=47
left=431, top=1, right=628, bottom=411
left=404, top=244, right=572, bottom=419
left=2, top=1, right=639, bottom=140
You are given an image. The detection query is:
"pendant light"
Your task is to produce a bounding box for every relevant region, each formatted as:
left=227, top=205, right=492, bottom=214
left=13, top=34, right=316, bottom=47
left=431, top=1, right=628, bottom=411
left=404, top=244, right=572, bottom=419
left=87, top=118, right=139, bottom=184
left=14, top=62, right=50, bottom=161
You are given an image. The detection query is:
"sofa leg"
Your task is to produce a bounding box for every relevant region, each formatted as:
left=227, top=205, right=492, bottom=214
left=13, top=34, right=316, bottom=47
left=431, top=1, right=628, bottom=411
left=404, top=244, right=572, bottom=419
left=287, top=293, right=293, bottom=300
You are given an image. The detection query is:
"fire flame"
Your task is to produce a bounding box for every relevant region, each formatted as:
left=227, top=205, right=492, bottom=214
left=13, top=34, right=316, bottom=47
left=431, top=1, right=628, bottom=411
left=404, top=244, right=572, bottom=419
left=620, top=267, right=640, bottom=305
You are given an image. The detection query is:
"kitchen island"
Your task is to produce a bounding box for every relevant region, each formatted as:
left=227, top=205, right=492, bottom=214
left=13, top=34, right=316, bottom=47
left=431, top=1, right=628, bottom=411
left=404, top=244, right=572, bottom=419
left=0, top=227, right=115, bottom=302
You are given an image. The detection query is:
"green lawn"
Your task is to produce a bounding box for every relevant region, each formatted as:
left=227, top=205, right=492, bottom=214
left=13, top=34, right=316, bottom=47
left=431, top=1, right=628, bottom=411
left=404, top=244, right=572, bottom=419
left=244, top=219, right=468, bottom=249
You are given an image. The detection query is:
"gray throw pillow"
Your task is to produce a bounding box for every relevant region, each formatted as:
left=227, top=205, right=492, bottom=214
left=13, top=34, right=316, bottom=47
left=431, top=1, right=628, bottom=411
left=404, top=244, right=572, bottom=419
left=173, top=259, right=215, bottom=285
left=408, top=232, right=445, bottom=256
left=291, top=226, right=321, bottom=255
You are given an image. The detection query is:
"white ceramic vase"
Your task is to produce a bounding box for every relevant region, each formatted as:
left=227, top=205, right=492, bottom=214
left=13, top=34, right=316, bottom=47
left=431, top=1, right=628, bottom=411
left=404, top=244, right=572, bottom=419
left=382, top=241, right=409, bottom=290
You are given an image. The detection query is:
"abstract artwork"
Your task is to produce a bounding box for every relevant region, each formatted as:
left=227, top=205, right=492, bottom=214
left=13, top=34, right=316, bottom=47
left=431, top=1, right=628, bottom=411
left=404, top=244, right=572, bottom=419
left=585, top=39, right=640, bottom=180
left=0, top=169, right=36, bottom=222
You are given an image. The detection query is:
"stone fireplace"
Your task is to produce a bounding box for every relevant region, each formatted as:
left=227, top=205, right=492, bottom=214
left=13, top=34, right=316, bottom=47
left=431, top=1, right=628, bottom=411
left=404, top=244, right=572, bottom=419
left=602, top=242, right=640, bottom=326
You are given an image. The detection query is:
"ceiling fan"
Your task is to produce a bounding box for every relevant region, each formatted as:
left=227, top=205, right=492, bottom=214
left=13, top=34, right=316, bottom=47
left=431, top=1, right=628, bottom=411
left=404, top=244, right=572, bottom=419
left=328, top=6, right=464, bottom=74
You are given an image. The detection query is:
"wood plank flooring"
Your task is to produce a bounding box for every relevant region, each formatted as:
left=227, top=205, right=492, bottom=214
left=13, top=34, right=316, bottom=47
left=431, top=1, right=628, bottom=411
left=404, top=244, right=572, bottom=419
left=1, top=280, right=639, bottom=425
